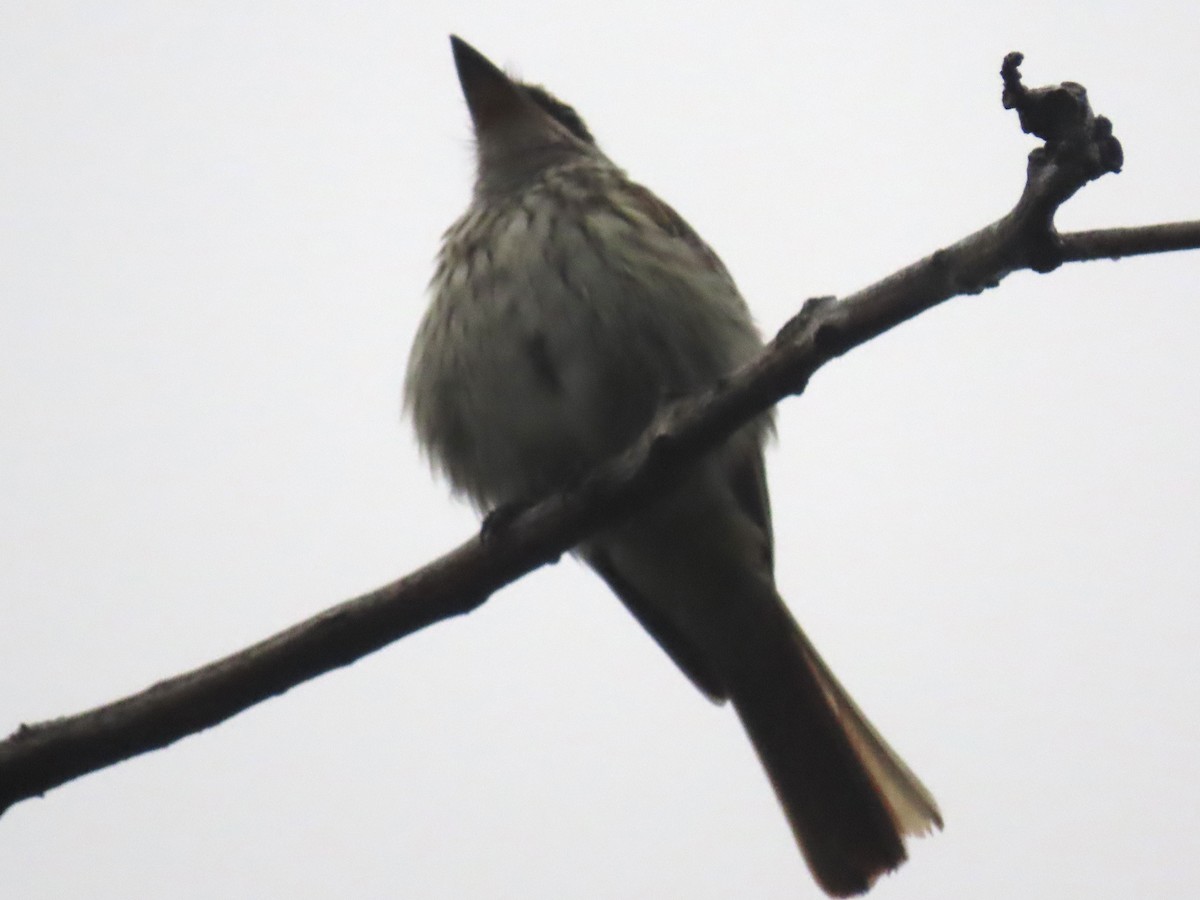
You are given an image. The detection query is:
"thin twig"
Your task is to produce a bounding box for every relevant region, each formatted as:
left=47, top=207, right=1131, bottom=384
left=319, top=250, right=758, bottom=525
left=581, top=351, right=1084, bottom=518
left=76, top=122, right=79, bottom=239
left=1059, top=221, right=1200, bottom=261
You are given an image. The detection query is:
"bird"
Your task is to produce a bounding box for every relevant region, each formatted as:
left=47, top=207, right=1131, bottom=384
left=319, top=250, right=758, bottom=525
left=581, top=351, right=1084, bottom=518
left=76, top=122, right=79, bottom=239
left=404, top=35, right=941, bottom=896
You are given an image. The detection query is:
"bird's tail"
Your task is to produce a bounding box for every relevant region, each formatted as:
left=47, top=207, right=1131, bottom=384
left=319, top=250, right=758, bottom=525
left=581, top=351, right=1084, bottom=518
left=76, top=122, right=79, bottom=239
left=721, top=583, right=942, bottom=896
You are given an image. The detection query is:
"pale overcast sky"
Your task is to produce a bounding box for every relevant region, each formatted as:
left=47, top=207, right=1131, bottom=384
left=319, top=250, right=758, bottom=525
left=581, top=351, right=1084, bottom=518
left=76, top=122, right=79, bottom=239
left=2, top=3, right=1199, bottom=899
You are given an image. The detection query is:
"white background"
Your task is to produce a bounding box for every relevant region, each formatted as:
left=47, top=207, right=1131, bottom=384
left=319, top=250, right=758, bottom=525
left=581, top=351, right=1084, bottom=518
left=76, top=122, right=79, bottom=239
left=3, top=3, right=1198, bottom=898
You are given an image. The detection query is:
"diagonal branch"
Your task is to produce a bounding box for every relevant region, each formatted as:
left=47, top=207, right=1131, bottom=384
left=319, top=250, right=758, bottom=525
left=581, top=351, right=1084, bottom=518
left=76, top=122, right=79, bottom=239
left=1, top=53, right=1195, bottom=817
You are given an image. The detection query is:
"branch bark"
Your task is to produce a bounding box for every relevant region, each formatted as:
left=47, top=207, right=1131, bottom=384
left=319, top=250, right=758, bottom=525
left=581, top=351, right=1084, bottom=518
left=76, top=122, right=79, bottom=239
left=1059, top=221, right=1200, bottom=261
left=2, top=53, right=1196, bottom=816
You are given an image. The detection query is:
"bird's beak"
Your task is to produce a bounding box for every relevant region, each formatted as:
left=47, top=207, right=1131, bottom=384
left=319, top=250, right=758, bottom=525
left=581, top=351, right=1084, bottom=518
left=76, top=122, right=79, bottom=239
left=450, top=36, right=526, bottom=135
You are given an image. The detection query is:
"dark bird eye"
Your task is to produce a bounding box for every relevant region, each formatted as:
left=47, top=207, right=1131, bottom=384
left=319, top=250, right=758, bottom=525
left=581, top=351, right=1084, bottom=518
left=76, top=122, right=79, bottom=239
left=521, top=84, right=596, bottom=145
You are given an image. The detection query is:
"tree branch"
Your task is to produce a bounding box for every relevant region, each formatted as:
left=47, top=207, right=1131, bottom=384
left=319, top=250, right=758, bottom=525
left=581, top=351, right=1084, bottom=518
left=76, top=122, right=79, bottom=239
left=1059, top=221, right=1200, bottom=262
left=1, top=53, right=1194, bottom=816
